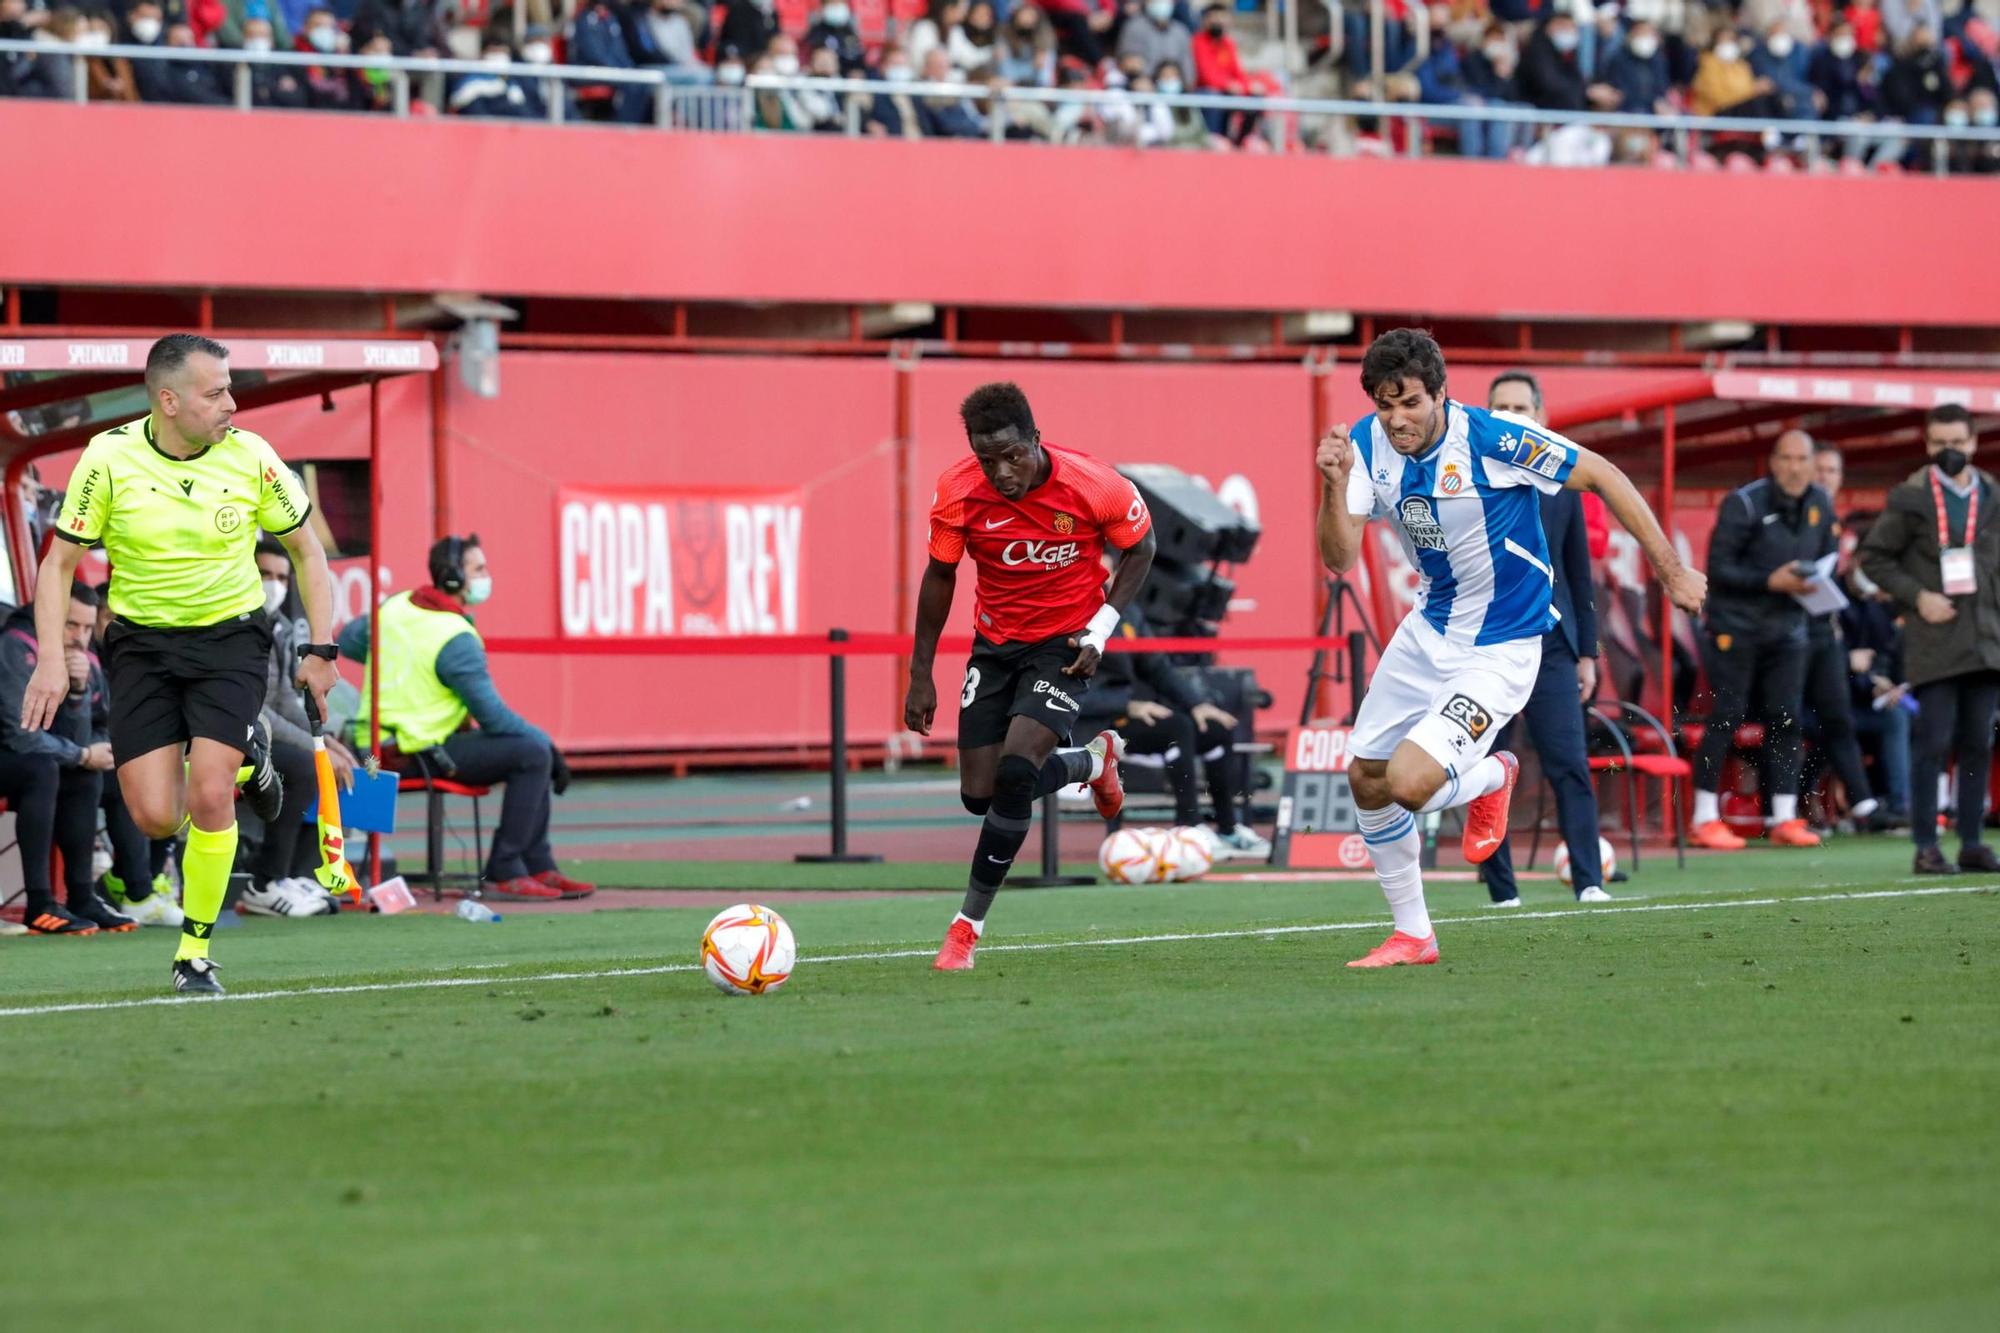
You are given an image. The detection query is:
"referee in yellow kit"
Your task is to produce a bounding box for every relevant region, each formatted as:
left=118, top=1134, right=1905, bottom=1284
left=22, top=335, right=341, bottom=995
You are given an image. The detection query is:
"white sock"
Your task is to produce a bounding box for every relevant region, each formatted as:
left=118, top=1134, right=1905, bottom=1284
left=1693, top=789, right=1720, bottom=827
left=1772, top=794, right=1798, bottom=824
left=1079, top=741, right=1106, bottom=781
left=1419, top=754, right=1507, bottom=814
left=1357, top=803, right=1430, bottom=939
left=954, top=911, right=984, bottom=938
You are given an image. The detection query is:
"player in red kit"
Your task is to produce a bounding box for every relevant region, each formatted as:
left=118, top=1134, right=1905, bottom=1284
left=906, top=383, right=1157, bottom=971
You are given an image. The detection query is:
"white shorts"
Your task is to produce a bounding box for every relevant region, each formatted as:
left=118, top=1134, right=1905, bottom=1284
left=1348, top=615, right=1542, bottom=773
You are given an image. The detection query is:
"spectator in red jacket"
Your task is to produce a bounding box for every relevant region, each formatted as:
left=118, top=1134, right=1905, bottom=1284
left=1191, top=3, right=1277, bottom=144
left=1036, top=0, right=1117, bottom=65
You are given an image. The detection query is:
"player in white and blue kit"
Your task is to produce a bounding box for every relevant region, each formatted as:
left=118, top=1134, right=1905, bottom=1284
left=1316, top=330, right=1707, bottom=969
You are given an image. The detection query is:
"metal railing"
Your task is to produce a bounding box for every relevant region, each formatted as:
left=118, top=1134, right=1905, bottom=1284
left=8, top=38, right=2000, bottom=175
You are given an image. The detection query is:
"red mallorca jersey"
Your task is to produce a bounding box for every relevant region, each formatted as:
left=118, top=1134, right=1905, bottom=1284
left=927, top=442, right=1153, bottom=643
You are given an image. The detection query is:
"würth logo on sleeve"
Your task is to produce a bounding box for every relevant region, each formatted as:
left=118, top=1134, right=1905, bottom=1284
left=1440, top=693, right=1492, bottom=741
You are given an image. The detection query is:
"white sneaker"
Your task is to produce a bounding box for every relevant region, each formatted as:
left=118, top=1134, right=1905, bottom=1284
left=1486, top=897, right=1523, bottom=908
left=1210, top=825, right=1272, bottom=860
left=280, top=878, right=339, bottom=916
left=1577, top=886, right=1614, bottom=903
left=122, top=891, right=186, bottom=928
left=241, top=879, right=329, bottom=918
left=0, top=919, right=26, bottom=937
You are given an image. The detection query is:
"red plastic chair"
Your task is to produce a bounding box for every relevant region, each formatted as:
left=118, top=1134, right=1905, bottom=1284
left=396, top=772, right=493, bottom=901
left=1528, top=700, right=1688, bottom=873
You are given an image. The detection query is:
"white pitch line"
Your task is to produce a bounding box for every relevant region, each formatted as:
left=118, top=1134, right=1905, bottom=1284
left=0, top=882, right=1989, bottom=1021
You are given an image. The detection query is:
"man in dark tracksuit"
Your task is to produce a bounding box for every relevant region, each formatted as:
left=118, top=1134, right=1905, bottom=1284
left=1797, top=442, right=1884, bottom=829
left=1074, top=604, right=1266, bottom=858
left=1858, top=404, right=2000, bottom=875
left=1691, top=431, right=1834, bottom=851
left=1480, top=371, right=1609, bottom=905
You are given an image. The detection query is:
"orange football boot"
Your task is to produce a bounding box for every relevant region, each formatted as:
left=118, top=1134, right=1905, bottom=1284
left=1087, top=730, right=1128, bottom=819
left=1769, top=819, right=1822, bottom=848
left=1691, top=820, right=1748, bottom=851
left=1460, top=751, right=1520, bottom=865
left=1346, top=931, right=1440, bottom=968
left=932, top=918, right=979, bottom=971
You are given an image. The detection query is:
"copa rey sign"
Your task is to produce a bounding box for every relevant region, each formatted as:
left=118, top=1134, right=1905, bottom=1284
left=558, top=487, right=804, bottom=638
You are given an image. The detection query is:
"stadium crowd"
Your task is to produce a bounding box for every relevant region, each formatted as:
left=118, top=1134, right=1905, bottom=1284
left=4, top=0, right=2000, bottom=168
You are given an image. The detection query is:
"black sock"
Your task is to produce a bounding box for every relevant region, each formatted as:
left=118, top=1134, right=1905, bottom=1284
left=962, top=754, right=1042, bottom=923
left=1037, top=748, right=1093, bottom=796
left=122, top=877, right=153, bottom=903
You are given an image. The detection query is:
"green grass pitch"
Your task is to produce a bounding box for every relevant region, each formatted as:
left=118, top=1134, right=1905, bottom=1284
left=2, top=840, right=1994, bottom=1331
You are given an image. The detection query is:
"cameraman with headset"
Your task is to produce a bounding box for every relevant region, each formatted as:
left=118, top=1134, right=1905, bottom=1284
left=339, top=534, right=595, bottom=902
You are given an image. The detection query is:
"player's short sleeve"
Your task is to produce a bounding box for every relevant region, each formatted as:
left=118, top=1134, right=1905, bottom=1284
left=53, top=440, right=112, bottom=545
left=1344, top=451, right=1375, bottom=518
left=1479, top=412, right=1580, bottom=495
left=926, top=484, right=966, bottom=564
left=248, top=433, right=313, bottom=535
left=1083, top=465, right=1152, bottom=551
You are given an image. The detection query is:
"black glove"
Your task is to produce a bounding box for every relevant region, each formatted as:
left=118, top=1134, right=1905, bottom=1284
left=549, top=746, right=572, bottom=796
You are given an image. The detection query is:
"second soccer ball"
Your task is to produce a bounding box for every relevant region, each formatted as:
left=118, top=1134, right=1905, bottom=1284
left=1553, top=836, right=1618, bottom=887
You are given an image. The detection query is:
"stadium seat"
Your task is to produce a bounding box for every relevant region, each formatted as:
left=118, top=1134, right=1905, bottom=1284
left=1528, top=700, right=1687, bottom=873
left=396, top=772, right=492, bottom=902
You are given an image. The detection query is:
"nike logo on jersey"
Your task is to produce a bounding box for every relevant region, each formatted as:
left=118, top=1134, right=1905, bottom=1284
left=984, top=517, right=1015, bottom=530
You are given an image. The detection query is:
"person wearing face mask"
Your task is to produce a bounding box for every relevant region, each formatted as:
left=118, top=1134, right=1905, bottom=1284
left=805, top=0, right=867, bottom=75
left=997, top=4, right=1055, bottom=86
left=1691, top=27, right=1786, bottom=118
left=136, top=19, right=230, bottom=104
left=235, top=538, right=350, bottom=917
left=340, top=535, right=593, bottom=903
left=1880, top=23, right=1950, bottom=125
left=863, top=39, right=925, bottom=136
left=1415, top=24, right=1517, bottom=158
left=1588, top=17, right=1673, bottom=115
left=1859, top=405, right=2000, bottom=875
left=449, top=28, right=544, bottom=118
left=1152, top=58, right=1209, bottom=145
left=290, top=5, right=358, bottom=109
left=218, top=0, right=291, bottom=52
left=1953, top=87, right=2000, bottom=172
left=1116, top=0, right=1191, bottom=78
left=1808, top=20, right=1877, bottom=123
left=237, top=16, right=309, bottom=107
left=1749, top=20, right=1815, bottom=117
left=1191, top=3, right=1279, bottom=143
left=952, top=0, right=997, bottom=73
left=81, top=12, right=140, bottom=102
left=1518, top=13, right=1590, bottom=111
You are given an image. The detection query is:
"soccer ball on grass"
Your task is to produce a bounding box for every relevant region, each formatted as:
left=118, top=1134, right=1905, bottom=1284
left=700, top=903, right=796, bottom=996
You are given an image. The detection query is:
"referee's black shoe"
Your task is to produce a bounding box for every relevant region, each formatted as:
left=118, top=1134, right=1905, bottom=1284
left=171, top=957, right=224, bottom=996
left=243, top=716, right=284, bottom=825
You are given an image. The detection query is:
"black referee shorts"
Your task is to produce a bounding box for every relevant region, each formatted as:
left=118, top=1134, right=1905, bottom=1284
left=104, top=614, right=272, bottom=763
left=956, top=633, right=1088, bottom=750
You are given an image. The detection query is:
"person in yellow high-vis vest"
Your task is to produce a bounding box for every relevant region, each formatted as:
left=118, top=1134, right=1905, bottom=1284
left=24, top=335, right=341, bottom=996
left=339, top=534, right=593, bottom=902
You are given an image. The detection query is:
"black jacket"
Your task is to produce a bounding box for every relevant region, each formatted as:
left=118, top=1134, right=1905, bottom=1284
left=0, top=604, right=109, bottom=766
left=1542, top=487, right=1598, bottom=662
left=1857, top=466, right=2000, bottom=687
left=1703, top=477, right=1836, bottom=640
left=1077, top=606, right=1206, bottom=725
left=1518, top=27, right=1587, bottom=111
left=1839, top=593, right=1905, bottom=712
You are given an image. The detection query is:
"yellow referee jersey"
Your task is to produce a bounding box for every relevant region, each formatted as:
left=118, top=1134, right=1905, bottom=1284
left=55, top=415, right=314, bottom=629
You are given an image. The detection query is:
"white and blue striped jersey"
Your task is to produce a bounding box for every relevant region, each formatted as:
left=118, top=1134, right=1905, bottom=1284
left=1344, top=400, right=1581, bottom=646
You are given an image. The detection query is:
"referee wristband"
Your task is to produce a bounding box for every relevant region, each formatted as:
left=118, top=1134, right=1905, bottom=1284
left=1077, top=604, right=1122, bottom=654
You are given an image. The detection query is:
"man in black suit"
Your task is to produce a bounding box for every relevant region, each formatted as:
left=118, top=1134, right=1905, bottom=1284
left=1477, top=372, right=1611, bottom=905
